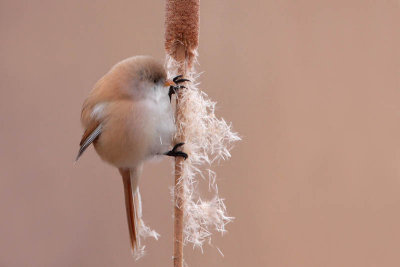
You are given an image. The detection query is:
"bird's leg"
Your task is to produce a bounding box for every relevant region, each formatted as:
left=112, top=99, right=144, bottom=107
left=169, top=75, right=191, bottom=101
left=164, top=142, right=188, bottom=160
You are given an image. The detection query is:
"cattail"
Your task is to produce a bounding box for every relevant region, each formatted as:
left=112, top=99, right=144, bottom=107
left=165, top=1, right=239, bottom=266
left=165, top=0, right=199, bottom=69
left=165, top=2, right=199, bottom=267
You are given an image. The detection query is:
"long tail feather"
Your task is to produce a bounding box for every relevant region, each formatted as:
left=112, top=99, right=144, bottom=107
left=119, top=168, right=139, bottom=253
left=119, top=166, right=158, bottom=259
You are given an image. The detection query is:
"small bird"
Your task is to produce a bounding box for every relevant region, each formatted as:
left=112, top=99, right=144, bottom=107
left=76, top=55, right=188, bottom=254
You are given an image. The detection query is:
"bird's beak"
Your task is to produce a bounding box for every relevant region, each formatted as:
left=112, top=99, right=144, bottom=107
left=164, top=80, right=176, bottom=87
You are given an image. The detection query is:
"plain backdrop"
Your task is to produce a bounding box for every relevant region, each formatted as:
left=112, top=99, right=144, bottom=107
left=1, top=0, right=400, bottom=266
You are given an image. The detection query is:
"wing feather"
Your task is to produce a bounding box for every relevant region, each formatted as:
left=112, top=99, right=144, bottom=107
left=76, top=122, right=102, bottom=161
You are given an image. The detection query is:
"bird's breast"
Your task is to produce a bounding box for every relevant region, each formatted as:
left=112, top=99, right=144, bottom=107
left=92, top=87, right=175, bottom=168
left=142, top=87, right=176, bottom=156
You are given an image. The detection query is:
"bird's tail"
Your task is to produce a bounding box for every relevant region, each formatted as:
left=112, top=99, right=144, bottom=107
left=119, top=167, right=142, bottom=255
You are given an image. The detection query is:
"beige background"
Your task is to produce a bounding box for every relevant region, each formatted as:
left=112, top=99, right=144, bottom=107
left=1, top=0, right=400, bottom=266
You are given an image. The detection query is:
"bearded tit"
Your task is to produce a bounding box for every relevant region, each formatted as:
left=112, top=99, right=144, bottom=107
left=76, top=55, right=188, bottom=254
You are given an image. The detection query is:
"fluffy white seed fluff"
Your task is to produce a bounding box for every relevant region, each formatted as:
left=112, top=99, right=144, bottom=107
left=166, top=54, right=240, bottom=250
left=133, top=188, right=160, bottom=260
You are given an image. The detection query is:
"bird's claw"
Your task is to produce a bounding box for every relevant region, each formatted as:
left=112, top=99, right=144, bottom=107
left=168, top=85, right=186, bottom=101
left=164, top=142, right=188, bottom=160
left=169, top=75, right=191, bottom=102
left=173, top=75, right=191, bottom=84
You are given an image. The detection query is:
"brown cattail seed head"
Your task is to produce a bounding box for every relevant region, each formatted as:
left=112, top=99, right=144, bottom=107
left=165, top=0, right=200, bottom=64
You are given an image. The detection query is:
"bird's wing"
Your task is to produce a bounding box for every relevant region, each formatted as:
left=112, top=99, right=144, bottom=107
left=76, top=121, right=102, bottom=161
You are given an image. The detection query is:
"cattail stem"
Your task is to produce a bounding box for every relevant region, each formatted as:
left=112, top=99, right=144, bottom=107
left=173, top=44, right=186, bottom=267
left=174, top=154, right=184, bottom=267
left=165, top=1, right=200, bottom=266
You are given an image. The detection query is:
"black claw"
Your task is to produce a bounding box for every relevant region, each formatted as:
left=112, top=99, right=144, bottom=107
left=173, top=75, right=183, bottom=82
left=174, top=78, right=190, bottom=84
left=173, top=142, right=185, bottom=150
left=173, top=151, right=188, bottom=160
left=172, top=75, right=191, bottom=84
left=164, top=142, right=188, bottom=160
left=169, top=85, right=187, bottom=102
left=169, top=75, right=191, bottom=102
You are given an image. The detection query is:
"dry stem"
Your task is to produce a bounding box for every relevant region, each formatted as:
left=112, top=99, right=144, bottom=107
left=165, top=0, right=200, bottom=265
left=173, top=44, right=187, bottom=267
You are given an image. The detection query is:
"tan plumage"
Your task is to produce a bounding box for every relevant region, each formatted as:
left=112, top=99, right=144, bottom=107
left=77, top=55, right=187, bottom=255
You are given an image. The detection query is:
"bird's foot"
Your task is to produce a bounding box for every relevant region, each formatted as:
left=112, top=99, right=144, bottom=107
left=173, top=75, right=191, bottom=84
left=169, top=75, right=191, bottom=101
left=168, top=85, right=186, bottom=101
left=164, top=142, right=188, bottom=160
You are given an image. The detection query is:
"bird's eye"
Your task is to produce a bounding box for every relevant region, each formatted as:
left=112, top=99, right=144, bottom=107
left=153, top=79, right=158, bottom=83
